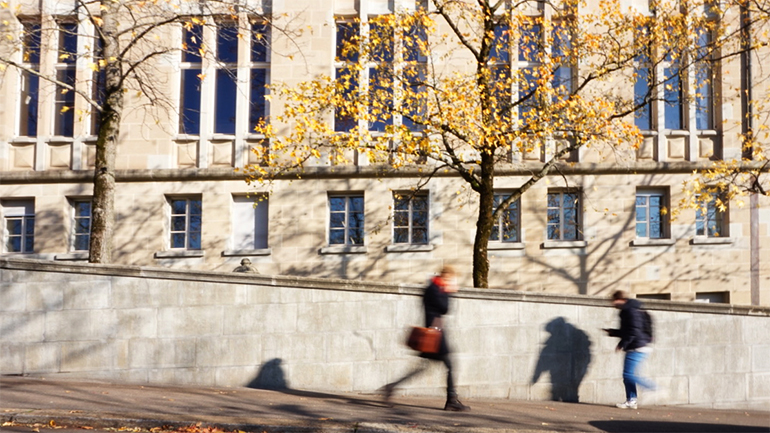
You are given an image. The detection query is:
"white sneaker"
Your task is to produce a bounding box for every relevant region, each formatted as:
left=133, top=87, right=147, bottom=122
left=616, top=400, right=638, bottom=409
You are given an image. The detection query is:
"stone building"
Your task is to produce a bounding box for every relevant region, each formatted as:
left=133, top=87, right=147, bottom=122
left=0, top=0, right=768, bottom=305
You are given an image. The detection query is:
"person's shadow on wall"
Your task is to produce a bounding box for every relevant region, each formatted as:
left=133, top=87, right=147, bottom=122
left=531, top=317, right=592, bottom=402
left=247, top=358, right=288, bottom=390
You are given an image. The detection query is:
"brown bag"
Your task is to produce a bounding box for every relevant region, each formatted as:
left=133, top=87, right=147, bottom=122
left=406, top=326, right=442, bottom=353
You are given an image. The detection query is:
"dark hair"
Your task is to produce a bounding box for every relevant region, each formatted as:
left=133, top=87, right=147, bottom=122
left=611, top=290, right=628, bottom=301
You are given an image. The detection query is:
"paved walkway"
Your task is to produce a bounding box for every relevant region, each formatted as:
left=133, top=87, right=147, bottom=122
left=1, top=376, right=768, bottom=433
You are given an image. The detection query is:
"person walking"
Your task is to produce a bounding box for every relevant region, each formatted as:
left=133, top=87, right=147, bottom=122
left=603, top=290, right=656, bottom=409
left=381, top=265, right=470, bottom=412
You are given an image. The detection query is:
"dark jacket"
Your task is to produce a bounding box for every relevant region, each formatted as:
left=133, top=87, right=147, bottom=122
left=607, top=298, right=651, bottom=352
left=422, top=277, right=451, bottom=357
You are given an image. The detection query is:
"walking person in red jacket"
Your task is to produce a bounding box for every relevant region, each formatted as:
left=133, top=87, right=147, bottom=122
left=381, top=265, right=470, bottom=411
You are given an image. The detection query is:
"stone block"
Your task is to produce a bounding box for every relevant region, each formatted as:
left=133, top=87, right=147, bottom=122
left=352, top=360, right=389, bottom=392
left=11, top=142, right=34, bottom=169
left=667, top=136, right=685, bottom=159
left=699, top=137, right=715, bottom=159
left=63, top=282, right=111, bottom=310
left=744, top=317, right=770, bottom=346
left=455, top=298, right=518, bottom=327
left=116, top=308, right=157, bottom=338
left=129, top=338, right=197, bottom=368
left=196, top=335, right=261, bottom=367
left=180, top=284, right=237, bottom=306
left=725, top=345, right=752, bottom=373
left=48, top=143, right=71, bottom=169
left=112, top=279, right=181, bottom=308
left=689, top=374, right=747, bottom=404
left=0, top=284, right=26, bottom=311
left=297, top=301, right=361, bottom=333
left=0, top=312, right=45, bottom=342
left=327, top=331, right=375, bottom=363
left=0, top=343, right=24, bottom=374
left=289, top=362, right=353, bottom=391
left=234, top=285, right=281, bottom=305
left=24, top=342, right=61, bottom=373
left=752, top=345, right=770, bottom=372
left=157, top=306, right=223, bottom=337
left=215, top=365, right=261, bottom=387
left=675, top=346, right=727, bottom=375
left=211, top=141, right=233, bottom=167
left=460, top=355, right=511, bottom=385
left=24, top=284, right=64, bottom=311
left=749, top=373, right=770, bottom=400
left=636, top=137, right=654, bottom=160
left=356, top=299, right=399, bottom=330
left=61, top=340, right=117, bottom=372
left=45, top=310, right=117, bottom=341
left=686, top=316, right=741, bottom=346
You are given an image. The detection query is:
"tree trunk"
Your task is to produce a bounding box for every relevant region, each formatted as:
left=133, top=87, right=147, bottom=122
left=472, top=152, right=496, bottom=288
left=88, top=2, right=122, bottom=263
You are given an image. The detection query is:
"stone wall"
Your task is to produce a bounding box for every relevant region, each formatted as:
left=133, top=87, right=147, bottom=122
left=1, top=258, right=768, bottom=410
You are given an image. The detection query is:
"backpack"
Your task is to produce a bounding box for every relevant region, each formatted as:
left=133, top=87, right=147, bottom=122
left=640, top=309, right=654, bottom=342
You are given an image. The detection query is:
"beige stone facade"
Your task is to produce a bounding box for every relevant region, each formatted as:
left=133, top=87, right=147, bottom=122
left=0, top=0, right=768, bottom=305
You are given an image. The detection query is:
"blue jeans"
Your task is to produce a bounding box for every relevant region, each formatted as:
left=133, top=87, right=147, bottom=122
left=623, top=350, right=655, bottom=400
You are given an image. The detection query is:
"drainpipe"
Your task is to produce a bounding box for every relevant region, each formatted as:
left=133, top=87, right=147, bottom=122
left=740, top=3, right=760, bottom=305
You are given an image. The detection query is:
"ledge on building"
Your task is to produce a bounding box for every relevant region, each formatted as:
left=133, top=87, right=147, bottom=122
left=488, top=242, right=525, bottom=250
left=154, top=250, right=205, bottom=258
left=54, top=252, right=89, bottom=261
left=542, top=240, right=588, bottom=249
left=319, top=245, right=367, bottom=255
left=690, top=237, right=734, bottom=246
left=222, top=248, right=272, bottom=257
left=385, top=244, right=434, bottom=253
left=630, top=238, right=676, bottom=247
left=10, top=136, right=37, bottom=144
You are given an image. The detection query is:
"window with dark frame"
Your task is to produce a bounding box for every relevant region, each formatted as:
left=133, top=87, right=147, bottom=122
left=635, top=189, right=667, bottom=239
left=168, top=197, right=202, bottom=250
left=393, top=193, right=428, bottom=244
left=329, top=195, right=364, bottom=246
left=54, top=21, right=77, bottom=137
left=19, top=20, right=40, bottom=138
left=489, top=193, right=521, bottom=243
left=695, top=193, right=727, bottom=237
left=547, top=190, right=581, bottom=241
left=71, top=199, right=92, bottom=251
left=2, top=200, right=35, bottom=253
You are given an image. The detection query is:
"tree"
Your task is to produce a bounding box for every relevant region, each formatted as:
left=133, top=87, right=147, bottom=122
left=244, top=0, right=768, bottom=288
left=0, top=0, right=284, bottom=263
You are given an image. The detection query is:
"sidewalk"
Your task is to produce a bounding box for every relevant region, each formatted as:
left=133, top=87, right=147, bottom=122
left=1, top=376, right=768, bottom=433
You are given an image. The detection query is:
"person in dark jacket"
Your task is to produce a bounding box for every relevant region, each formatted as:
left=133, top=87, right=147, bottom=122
left=603, top=290, right=656, bottom=409
left=381, top=266, right=470, bottom=411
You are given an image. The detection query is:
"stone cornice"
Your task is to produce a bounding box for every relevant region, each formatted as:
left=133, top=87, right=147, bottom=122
left=2, top=161, right=767, bottom=184
left=2, top=257, right=768, bottom=316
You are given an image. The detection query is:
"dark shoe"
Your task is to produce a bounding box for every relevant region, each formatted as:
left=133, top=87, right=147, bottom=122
left=444, top=397, right=470, bottom=412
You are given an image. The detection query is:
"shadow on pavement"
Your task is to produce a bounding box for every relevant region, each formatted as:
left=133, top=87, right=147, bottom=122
left=590, top=420, right=770, bottom=432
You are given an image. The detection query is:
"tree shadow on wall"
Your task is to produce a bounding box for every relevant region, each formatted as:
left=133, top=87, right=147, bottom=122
left=247, top=358, right=288, bottom=390
left=531, top=317, right=592, bottom=402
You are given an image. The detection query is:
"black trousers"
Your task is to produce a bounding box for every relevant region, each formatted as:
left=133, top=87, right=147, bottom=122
left=388, top=353, right=456, bottom=399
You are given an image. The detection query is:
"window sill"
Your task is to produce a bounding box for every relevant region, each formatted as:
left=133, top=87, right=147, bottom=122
left=245, top=134, right=267, bottom=141
left=319, top=245, right=367, bottom=255
left=10, top=137, right=37, bottom=144
left=174, top=135, right=199, bottom=141
left=542, top=240, right=587, bottom=249
left=222, top=248, right=272, bottom=257
left=696, top=129, right=719, bottom=136
left=639, top=130, right=658, bottom=137
left=385, top=244, right=434, bottom=253
left=664, top=129, right=690, bottom=137
left=211, top=134, right=235, bottom=141
left=630, top=238, right=676, bottom=247
left=154, top=250, right=205, bottom=258
left=48, top=136, right=75, bottom=143
left=54, top=252, right=89, bottom=261
left=488, top=242, right=525, bottom=250
left=690, top=237, right=734, bottom=245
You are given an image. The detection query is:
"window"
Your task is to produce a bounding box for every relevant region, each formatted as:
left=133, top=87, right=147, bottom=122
left=180, top=22, right=203, bottom=134
left=180, top=19, right=270, bottom=137
left=490, top=193, right=521, bottom=243
left=54, top=21, right=77, bottom=137
left=662, top=51, right=684, bottom=130
left=91, top=36, right=106, bottom=136
left=70, top=199, right=92, bottom=251
left=694, top=26, right=713, bottom=130
left=231, top=195, right=268, bottom=250
left=637, top=293, right=671, bottom=300
left=168, top=197, right=202, bottom=250
left=695, top=193, right=728, bottom=237
left=329, top=195, right=364, bottom=246
left=19, top=20, right=40, bottom=137
left=249, top=21, right=270, bottom=131
left=695, top=291, right=728, bottom=303
left=2, top=200, right=35, bottom=253
left=635, top=189, right=667, bottom=239
left=547, top=190, right=581, bottom=241
left=634, top=24, right=652, bottom=130
left=393, top=193, right=428, bottom=244
left=334, top=13, right=428, bottom=133
left=518, top=19, right=542, bottom=124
